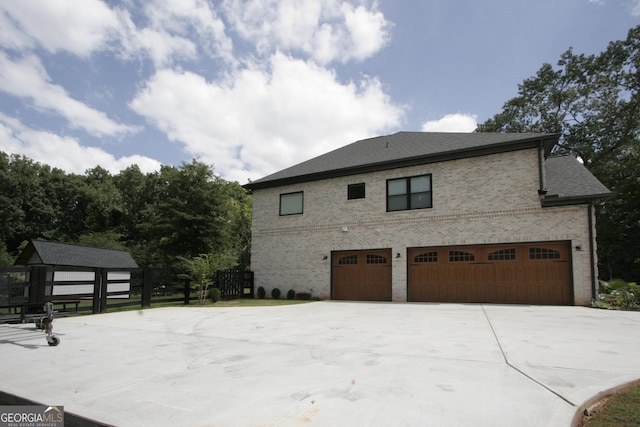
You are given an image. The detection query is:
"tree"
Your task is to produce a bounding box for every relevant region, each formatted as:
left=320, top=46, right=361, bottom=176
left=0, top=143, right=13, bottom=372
left=179, top=251, right=236, bottom=304
left=478, top=26, right=640, bottom=282
left=0, top=152, right=253, bottom=272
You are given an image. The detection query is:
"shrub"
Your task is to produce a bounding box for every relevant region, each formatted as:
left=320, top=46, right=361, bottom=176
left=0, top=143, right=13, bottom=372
left=271, top=288, right=281, bottom=299
left=296, top=292, right=311, bottom=300
left=595, top=279, right=640, bottom=309
left=210, top=288, right=222, bottom=303
left=257, top=286, right=266, bottom=299
left=286, top=289, right=296, bottom=300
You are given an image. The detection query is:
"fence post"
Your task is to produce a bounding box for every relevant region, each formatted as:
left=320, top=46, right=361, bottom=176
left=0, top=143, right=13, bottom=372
left=184, top=278, right=191, bottom=305
left=142, top=268, right=152, bottom=309
left=92, top=268, right=101, bottom=314
left=99, top=269, right=108, bottom=313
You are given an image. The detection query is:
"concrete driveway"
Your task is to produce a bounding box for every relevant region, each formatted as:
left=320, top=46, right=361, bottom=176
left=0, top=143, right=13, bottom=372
left=1, top=302, right=640, bottom=426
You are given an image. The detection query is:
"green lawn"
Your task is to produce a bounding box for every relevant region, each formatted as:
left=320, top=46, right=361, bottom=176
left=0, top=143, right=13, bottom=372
left=581, top=383, right=640, bottom=427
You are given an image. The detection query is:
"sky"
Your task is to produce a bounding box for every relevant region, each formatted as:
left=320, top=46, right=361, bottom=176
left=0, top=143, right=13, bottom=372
left=0, top=0, right=637, bottom=185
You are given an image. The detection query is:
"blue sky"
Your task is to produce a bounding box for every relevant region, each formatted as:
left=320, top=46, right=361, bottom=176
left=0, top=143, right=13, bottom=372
left=0, top=0, right=637, bottom=184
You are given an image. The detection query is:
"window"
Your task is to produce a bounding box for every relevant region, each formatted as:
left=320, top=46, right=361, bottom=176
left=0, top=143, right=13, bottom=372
left=529, top=247, right=561, bottom=260
left=366, top=254, right=387, bottom=264
left=488, top=248, right=516, bottom=261
left=348, top=183, right=365, bottom=200
left=387, top=174, right=432, bottom=211
left=415, top=252, right=438, bottom=263
left=449, top=251, right=475, bottom=262
left=280, top=191, right=303, bottom=215
left=338, top=255, right=358, bottom=265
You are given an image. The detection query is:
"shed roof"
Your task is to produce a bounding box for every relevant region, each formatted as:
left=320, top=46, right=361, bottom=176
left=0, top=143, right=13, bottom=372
left=14, top=240, right=139, bottom=269
left=543, top=155, right=613, bottom=206
left=244, top=132, right=559, bottom=190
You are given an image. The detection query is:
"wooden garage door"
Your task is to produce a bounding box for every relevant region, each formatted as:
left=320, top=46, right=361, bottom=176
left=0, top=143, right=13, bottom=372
left=332, top=249, right=392, bottom=301
left=408, top=242, right=572, bottom=305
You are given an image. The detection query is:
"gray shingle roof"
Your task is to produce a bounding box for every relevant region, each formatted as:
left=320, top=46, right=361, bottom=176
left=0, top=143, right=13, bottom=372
left=543, top=155, right=613, bottom=206
left=14, top=240, right=139, bottom=268
left=245, top=131, right=559, bottom=190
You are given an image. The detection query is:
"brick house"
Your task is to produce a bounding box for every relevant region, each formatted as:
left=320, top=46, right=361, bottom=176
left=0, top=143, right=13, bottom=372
left=244, top=132, right=611, bottom=305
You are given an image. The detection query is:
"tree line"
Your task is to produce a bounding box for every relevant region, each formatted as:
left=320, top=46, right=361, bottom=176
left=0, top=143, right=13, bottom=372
left=477, top=25, right=640, bottom=283
left=0, top=155, right=251, bottom=271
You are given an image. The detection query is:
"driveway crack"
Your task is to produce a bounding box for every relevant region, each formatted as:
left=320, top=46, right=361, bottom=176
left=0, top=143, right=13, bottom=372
left=481, top=305, right=576, bottom=407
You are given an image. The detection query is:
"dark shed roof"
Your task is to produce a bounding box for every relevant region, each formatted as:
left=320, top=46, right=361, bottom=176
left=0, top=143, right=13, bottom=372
left=543, top=155, right=613, bottom=206
left=14, top=240, right=139, bottom=269
left=244, top=131, right=559, bottom=190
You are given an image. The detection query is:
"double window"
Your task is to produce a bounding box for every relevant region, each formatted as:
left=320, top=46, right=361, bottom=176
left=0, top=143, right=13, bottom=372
left=387, top=174, right=432, bottom=212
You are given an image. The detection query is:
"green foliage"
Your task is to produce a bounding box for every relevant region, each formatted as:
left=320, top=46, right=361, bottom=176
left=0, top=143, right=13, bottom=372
left=179, top=251, right=237, bottom=304
left=0, top=154, right=253, bottom=271
left=594, top=279, right=640, bottom=310
left=271, top=288, right=281, bottom=299
left=257, top=286, right=266, bottom=299
left=287, top=289, right=296, bottom=300
left=478, top=26, right=640, bottom=283
left=209, top=288, right=222, bottom=303
left=0, top=241, right=14, bottom=267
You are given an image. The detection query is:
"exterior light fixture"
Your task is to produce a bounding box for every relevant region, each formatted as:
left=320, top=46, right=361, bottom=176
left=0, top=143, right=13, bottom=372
left=396, top=253, right=401, bottom=258
left=341, top=226, right=348, bottom=232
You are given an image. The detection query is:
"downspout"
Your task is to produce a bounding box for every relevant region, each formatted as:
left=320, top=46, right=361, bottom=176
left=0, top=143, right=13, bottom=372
left=588, top=202, right=597, bottom=302
left=537, top=142, right=547, bottom=196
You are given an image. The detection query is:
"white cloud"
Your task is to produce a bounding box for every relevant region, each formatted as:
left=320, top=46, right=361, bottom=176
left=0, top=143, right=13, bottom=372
left=130, top=53, right=405, bottom=183
left=143, top=0, right=235, bottom=62
left=0, top=0, right=121, bottom=57
left=631, top=0, right=640, bottom=16
left=0, top=114, right=161, bottom=174
left=421, top=113, right=478, bottom=133
left=0, top=53, right=138, bottom=137
left=0, top=0, right=235, bottom=68
left=222, top=0, right=391, bottom=64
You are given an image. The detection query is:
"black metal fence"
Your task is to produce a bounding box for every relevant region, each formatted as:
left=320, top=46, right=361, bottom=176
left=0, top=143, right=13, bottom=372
left=0, top=266, right=192, bottom=323
left=215, top=269, right=254, bottom=300
left=0, top=266, right=255, bottom=323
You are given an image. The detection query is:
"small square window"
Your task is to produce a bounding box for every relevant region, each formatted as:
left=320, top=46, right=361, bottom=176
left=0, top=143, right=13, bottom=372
left=348, top=183, right=365, bottom=200
left=280, top=191, right=303, bottom=215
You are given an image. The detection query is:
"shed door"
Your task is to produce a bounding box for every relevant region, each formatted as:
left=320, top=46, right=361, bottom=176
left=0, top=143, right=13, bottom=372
left=408, top=242, right=571, bottom=305
left=332, top=249, right=392, bottom=301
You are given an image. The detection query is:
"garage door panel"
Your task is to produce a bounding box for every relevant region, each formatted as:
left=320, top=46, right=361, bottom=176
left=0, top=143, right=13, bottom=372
left=408, top=242, right=572, bottom=305
left=332, top=250, right=391, bottom=301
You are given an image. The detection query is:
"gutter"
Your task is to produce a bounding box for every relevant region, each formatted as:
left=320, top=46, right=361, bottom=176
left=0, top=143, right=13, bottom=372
left=537, top=141, right=547, bottom=196
left=588, top=202, right=597, bottom=301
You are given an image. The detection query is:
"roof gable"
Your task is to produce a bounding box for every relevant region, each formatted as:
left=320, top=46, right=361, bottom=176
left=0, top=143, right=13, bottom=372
left=245, top=132, right=559, bottom=190
left=14, top=240, right=139, bottom=269
left=543, top=156, right=613, bottom=206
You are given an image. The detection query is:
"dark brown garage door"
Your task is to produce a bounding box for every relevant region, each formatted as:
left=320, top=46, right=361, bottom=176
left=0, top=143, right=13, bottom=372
left=408, top=242, right=572, bottom=305
left=332, top=249, right=392, bottom=301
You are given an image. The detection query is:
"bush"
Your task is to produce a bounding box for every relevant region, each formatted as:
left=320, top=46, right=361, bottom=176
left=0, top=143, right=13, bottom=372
left=594, top=279, right=640, bottom=309
left=210, top=288, right=222, bottom=303
left=286, top=289, right=296, bottom=300
left=296, top=292, right=311, bottom=300
left=271, top=288, right=281, bottom=299
left=257, top=286, right=266, bottom=299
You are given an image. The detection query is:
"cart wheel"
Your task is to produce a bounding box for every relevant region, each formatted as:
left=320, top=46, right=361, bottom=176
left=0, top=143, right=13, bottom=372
left=47, top=335, right=60, bottom=346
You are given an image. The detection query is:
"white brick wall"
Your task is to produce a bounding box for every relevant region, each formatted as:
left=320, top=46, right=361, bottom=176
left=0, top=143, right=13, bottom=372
left=251, top=148, right=597, bottom=305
